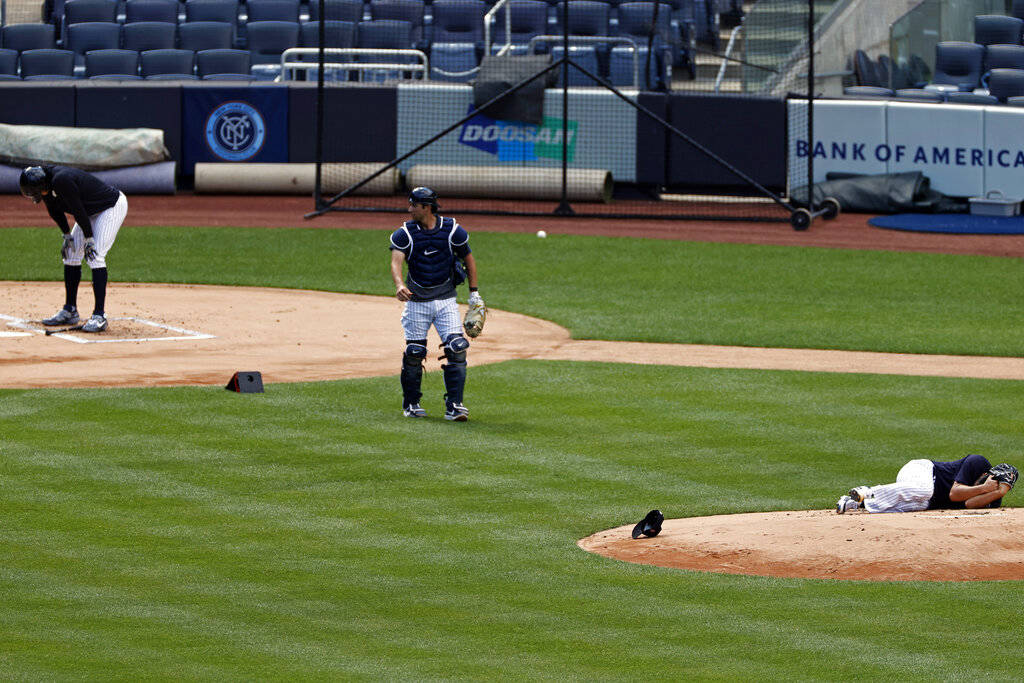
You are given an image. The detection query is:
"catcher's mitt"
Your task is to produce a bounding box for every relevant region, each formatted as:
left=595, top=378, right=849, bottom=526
left=989, top=463, right=1018, bottom=490
left=463, top=300, right=487, bottom=338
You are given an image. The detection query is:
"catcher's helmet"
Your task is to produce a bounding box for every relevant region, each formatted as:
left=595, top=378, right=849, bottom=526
left=408, top=186, right=439, bottom=211
left=19, top=166, right=50, bottom=203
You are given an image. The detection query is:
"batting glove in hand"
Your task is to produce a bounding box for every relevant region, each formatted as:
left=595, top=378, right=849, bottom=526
left=60, top=233, right=74, bottom=260
left=989, top=463, right=1018, bottom=491
left=83, top=237, right=98, bottom=262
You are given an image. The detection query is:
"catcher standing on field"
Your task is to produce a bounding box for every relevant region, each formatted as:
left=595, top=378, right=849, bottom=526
left=19, top=165, right=127, bottom=333
left=837, top=454, right=1017, bottom=513
left=390, top=187, right=485, bottom=421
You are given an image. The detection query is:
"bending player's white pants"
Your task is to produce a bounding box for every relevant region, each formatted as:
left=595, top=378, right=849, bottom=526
left=401, top=297, right=462, bottom=341
left=64, top=191, right=127, bottom=269
left=862, top=458, right=934, bottom=513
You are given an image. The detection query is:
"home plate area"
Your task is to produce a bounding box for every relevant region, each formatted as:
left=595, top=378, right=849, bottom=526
left=1, top=313, right=214, bottom=343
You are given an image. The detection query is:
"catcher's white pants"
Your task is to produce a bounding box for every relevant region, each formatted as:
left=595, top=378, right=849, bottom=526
left=63, top=192, right=127, bottom=269
left=401, top=297, right=461, bottom=341
left=862, top=458, right=934, bottom=513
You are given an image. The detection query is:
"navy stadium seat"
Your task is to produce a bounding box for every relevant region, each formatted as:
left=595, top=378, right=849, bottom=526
left=892, top=88, right=943, bottom=102
left=85, top=48, right=142, bottom=77
left=931, top=41, right=985, bottom=91
left=617, top=1, right=676, bottom=59
left=356, top=19, right=416, bottom=80
left=431, top=0, right=486, bottom=50
left=124, top=0, right=180, bottom=23
left=66, top=22, right=122, bottom=67
left=944, top=91, right=998, bottom=105
left=852, top=48, right=881, bottom=86
left=982, top=43, right=1024, bottom=88
left=123, top=21, right=178, bottom=50
left=185, top=0, right=238, bottom=23
left=308, top=0, right=365, bottom=22
left=140, top=47, right=197, bottom=77
left=246, top=0, right=301, bottom=22
left=63, top=0, right=119, bottom=26
left=0, top=48, right=18, bottom=76
left=488, top=0, right=547, bottom=51
left=196, top=46, right=252, bottom=77
left=986, top=67, right=1024, bottom=102
left=245, top=19, right=300, bottom=77
left=300, top=19, right=356, bottom=49
left=550, top=44, right=600, bottom=85
left=553, top=1, right=610, bottom=37
left=19, top=48, right=76, bottom=78
left=1013, top=0, right=1024, bottom=21
left=609, top=44, right=659, bottom=88
left=1, top=23, right=57, bottom=53
left=178, top=21, right=234, bottom=50
left=841, top=85, right=894, bottom=99
left=369, top=0, right=426, bottom=50
left=974, top=15, right=1023, bottom=48
left=430, top=41, right=476, bottom=81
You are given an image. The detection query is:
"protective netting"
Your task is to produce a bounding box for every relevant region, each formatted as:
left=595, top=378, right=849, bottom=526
left=310, top=0, right=825, bottom=224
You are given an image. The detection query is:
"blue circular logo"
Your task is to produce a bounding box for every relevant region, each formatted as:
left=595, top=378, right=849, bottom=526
left=205, top=101, right=266, bottom=161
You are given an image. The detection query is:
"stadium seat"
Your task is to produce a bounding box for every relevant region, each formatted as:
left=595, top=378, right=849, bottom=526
left=63, top=0, right=119, bottom=26
left=308, top=0, right=365, bottom=23
left=982, top=43, right=1024, bottom=88
left=930, top=41, right=985, bottom=91
left=986, top=67, right=1024, bottom=102
left=85, top=48, right=143, bottom=78
left=196, top=46, right=252, bottom=77
left=1, top=23, right=57, bottom=53
left=430, top=41, right=477, bottom=81
left=66, top=22, right=122, bottom=67
left=852, top=49, right=881, bottom=86
left=19, top=48, right=76, bottom=79
left=246, top=0, right=301, bottom=22
left=550, top=44, right=600, bottom=86
left=974, top=15, right=1023, bottom=48
left=178, top=21, right=234, bottom=51
left=356, top=19, right=416, bottom=81
left=0, top=48, right=18, bottom=77
left=553, top=1, right=610, bottom=37
left=881, top=55, right=913, bottom=90
left=124, top=0, right=180, bottom=23
left=140, top=47, right=197, bottom=77
left=488, top=0, right=547, bottom=52
left=245, top=19, right=300, bottom=78
left=369, top=0, right=426, bottom=51
left=300, top=19, right=356, bottom=49
left=944, top=91, right=998, bottom=104
left=122, top=21, right=178, bottom=50
left=892, top=88, right=943, bottom=102
left=185, top=0, right=239, bottom=23
left=431, top=0, right=486, bottom=51
left=616, top=1, right=677, bottom=76
left=609, top=44, right=660, bottom=88
left=841, top=85, right=894, bottom=99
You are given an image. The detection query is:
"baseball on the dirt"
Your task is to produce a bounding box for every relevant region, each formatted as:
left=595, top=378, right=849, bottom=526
left=536, top=230, right=547, bottom=238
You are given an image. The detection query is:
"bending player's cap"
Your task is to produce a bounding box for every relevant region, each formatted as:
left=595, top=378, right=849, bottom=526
left=19, top=166, right=49, bottom=203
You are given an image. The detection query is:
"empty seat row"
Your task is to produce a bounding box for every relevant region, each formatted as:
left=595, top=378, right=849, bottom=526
left=0, top=46, right=253, bottom=79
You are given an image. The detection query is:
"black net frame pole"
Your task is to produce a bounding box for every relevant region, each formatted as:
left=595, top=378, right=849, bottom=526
left=568, top=59, right=794, bottom=212
left=645, top=0, right=660, bottom=92
left=305, top=58, right=566, bottom=219
left=807, top=0, right=815, bottom=214
left=313, top=0, right=326, bottom=210
left=554, top=0, right=574, bottom=215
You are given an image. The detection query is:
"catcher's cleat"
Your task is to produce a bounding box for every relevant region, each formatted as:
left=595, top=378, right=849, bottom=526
left=836, top=495, right=860, bottom=514
left=632, top=509, right=664, bottom=538
left=444, top=402, right=469, bottom=422
left=848, top=486, right=872, bottom=503
left=42, top=307, right=79, bottom=326
left=81, top=314, right=107, bottom=333
left=403, top=403, right=426, bottom=418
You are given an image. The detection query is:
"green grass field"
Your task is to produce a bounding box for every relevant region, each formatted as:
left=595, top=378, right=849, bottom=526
left=2, top=226, right=1022, bottom=679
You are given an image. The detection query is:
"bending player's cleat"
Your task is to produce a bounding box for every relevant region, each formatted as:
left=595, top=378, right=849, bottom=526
left=836, top=495, right=860, bottom=514
left=444, top=402, right=469, bottom=422
left=81, top=314, right=107, bottom=333
left=42, top=307, right=79, bottom=326
left=403, top=403, right=426, bottom=418
left=848, top=486, right=872, bottom=503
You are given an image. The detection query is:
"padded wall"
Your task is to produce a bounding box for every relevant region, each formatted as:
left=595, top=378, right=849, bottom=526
left=0, top=83, right=76, bottom=126
left=76, top=83, right=183, bottom=163
left=636, top=92, right=667, bottom=186
left=288, top=84, right=399, bottom=163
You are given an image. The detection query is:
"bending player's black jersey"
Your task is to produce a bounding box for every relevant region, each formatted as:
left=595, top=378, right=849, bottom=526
left=41, top=165, right=120, bottom=237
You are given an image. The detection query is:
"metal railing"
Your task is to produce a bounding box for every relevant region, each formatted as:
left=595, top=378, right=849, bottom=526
left=526, top=35, right=643, bottom=88
left=484, top=0, right=514, bottom=57
left=714, top=24, right=743, bottom=93
left=279, top=47, right=429, bottom=82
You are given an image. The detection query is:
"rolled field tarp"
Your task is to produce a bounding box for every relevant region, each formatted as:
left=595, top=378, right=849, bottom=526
left=0, top=161, right=177, bottom=194
left=0, top=123, right=169, bottom=170
left=194, top=163, right=400, bottom=195
left=406, top=165, right=613, bottom=203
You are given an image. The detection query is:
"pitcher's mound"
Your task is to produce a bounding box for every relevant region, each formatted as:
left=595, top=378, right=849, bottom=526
left=579, top=508, right=1024, bottom=581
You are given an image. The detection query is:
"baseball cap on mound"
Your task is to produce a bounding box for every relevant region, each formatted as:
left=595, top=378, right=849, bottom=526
left=631, top=509, right=664, bottom=539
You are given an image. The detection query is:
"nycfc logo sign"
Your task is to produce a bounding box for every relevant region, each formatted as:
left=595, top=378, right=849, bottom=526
left=205, top=101, right=266, bottom=161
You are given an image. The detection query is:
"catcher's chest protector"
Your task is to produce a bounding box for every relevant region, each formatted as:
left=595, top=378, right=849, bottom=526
left=404, top=218, right=460, bottom=287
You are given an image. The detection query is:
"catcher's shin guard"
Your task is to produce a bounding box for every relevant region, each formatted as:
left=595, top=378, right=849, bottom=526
left=401, top=341, right=427, bottom=405
left=441, top=335, right=469, bottom=405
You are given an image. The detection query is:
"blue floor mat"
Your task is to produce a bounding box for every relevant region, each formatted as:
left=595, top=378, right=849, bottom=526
left=869, top=213, right=1024, bottom=234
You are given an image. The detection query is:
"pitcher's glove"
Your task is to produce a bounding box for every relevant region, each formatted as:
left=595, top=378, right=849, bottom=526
left=463, top=291, right=486, bottom=338
left=989, top=463, right=1018, bottom=490
left=61, top=233, right=74, bottom=260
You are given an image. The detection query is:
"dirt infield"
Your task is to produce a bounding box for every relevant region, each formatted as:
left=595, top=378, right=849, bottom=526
left=580, top=508, right=1024, bottom=581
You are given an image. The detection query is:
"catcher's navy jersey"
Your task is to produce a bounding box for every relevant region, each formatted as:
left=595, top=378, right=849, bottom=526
left=929, top=454, right=995, bottom=509
left=390, top=216, right=471, bottom=301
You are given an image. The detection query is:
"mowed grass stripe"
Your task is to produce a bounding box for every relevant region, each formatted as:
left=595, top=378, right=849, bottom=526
left=2, top=226, right=1022, bottom=356
left=1, top=363, right=1022, bottom=677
